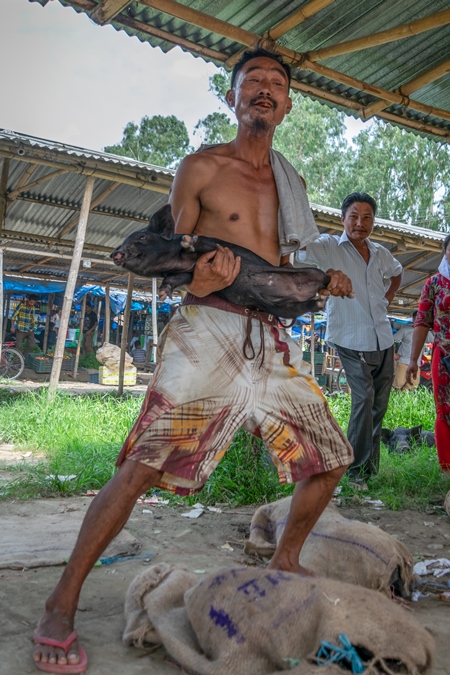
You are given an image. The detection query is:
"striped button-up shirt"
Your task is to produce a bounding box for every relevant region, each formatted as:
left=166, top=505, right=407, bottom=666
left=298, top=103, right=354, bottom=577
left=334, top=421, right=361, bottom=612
left=12, top=302, right=37, bottom=333
left=296, top=232, right=402, bottom=351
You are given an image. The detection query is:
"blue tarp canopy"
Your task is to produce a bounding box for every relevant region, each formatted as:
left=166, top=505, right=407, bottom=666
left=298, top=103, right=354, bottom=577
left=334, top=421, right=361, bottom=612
left=73, top=285, right=178, bottom=315
left=3, top=277, right=66, bottom=294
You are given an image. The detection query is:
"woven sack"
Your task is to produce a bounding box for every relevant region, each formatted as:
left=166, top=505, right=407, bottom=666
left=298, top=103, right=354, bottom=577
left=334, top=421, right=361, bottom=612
left=124, top=563, right=434, bottom=675
left=245, top=497, right=414, bottom=598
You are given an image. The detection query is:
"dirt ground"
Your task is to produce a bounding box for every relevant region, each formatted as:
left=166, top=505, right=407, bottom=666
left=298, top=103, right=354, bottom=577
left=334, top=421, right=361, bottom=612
left=0, top=492, right=449, bottom=675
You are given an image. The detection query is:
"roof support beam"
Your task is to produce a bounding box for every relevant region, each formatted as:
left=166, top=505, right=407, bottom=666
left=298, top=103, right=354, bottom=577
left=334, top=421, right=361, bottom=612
left=0, top=158, right=10, bottom=235
left=1, top=228, right=112, bottom=253
left=362, top=56, right=450, bottom=119
left=90, top=0, right=133, bottom=24
left=7, top=169, right=69, bottom=202
left=399, top=273, right=431, bottom=293
left=308, top=9, right=450, bottom=62
left=226, top=0, right=334, bottom=67
left=16, top=193, right=149, bottom=224
left=55, top=181, right=121, bottom=240
left=5, top=163, right=39, bottom=213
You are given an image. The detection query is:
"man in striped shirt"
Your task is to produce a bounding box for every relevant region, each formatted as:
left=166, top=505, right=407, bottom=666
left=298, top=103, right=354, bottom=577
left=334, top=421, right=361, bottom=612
left=11, top=294, right=38, bottom=355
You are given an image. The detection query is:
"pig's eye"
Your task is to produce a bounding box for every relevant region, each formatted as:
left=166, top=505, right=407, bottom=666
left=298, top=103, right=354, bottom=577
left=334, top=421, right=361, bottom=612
left=138, top=235, right=147, bottom=242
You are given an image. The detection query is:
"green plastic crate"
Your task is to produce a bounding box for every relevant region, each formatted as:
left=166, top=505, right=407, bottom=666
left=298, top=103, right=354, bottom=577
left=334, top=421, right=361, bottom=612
left=302, top=351, right=325, bottom=365
left=29, top=354, right=52, bottom=373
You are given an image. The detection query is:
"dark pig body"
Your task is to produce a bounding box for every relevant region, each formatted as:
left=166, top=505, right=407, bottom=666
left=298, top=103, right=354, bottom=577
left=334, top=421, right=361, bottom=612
left=381, top=426, right=436, bottom=453
left=111, top=204, right=330, bottom=318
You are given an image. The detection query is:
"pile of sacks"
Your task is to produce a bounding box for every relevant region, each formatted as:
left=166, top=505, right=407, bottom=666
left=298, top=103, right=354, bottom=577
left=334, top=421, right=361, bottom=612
left=123, top=496, right=435, bottom=674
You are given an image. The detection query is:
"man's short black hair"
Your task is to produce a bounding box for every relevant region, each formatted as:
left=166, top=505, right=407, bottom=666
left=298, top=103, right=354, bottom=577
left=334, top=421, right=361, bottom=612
left=443, top=234, right=450, bottom=251
left=341, top=192, right=377, bottom=218
left=230, top=47, right=291, bottom=90
left=28, top=293, right=38, bottom=301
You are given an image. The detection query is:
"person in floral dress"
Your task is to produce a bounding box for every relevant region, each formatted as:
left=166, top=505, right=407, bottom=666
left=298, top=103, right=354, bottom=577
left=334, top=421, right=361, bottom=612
left=407, top=234, right=450, bottom=471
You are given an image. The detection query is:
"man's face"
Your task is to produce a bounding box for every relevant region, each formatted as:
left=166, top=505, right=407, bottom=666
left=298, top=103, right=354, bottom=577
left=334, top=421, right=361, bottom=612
left=226, top=57, right=292, bottom=133
left=26, top=299, right=36, bottom=308
left=341, top=202, right=374, bottom=245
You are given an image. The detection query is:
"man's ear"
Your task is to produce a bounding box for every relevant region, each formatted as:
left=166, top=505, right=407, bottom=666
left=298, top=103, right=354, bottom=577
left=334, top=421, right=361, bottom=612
left=285, top=96, right=293, bottom=115
left=226, top=89, right=235, bottom=109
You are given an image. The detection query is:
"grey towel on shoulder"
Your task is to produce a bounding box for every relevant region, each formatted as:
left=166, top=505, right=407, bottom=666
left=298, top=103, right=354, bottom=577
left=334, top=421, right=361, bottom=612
left=269, top=148, right=320, bottom=255
left=197, top=144, right=320, bottom=255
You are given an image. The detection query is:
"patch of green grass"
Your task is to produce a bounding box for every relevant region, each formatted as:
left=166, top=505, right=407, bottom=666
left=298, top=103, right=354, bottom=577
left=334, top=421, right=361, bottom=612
left=328, top=388, right=449, bottom=511
left=0, top=388, right=448, bottom=511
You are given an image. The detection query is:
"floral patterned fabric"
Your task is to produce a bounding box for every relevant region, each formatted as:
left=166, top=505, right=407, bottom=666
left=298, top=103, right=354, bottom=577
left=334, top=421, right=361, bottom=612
left=416, top=273, right=450, bottom=430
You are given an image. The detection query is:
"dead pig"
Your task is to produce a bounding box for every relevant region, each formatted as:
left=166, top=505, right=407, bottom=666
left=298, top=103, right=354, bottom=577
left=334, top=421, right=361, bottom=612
left=111, top=204, right=330, bottom=319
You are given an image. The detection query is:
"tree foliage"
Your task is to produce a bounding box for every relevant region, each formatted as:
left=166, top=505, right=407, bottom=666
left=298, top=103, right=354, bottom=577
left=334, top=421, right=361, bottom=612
left=104, top=114, right=192, bottom=169
left=194, top=112, right=237, bottom=145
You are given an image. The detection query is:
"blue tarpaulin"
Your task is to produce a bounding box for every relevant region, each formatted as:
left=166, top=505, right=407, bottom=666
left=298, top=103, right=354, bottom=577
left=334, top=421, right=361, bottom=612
left=73, top=285, right=177, bottom=315
left=3, top=277, right=66, bottom=293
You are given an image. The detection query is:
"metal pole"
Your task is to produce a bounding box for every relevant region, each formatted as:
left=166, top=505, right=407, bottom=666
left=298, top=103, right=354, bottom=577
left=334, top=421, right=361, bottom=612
left=42, top=293, right=54, bottom=354
left=310, top=312, right=315, bottom=379
left=104, top=285, right=110, bottom=345
left=118, top=272, right=134, bottom=396
left=72, top=295, right=86, bottom=380
left=152, top=277, right=158, bottom=363
left=95, top=300, right=102, bottom=348
left=48, top=175, right=95, bottom=397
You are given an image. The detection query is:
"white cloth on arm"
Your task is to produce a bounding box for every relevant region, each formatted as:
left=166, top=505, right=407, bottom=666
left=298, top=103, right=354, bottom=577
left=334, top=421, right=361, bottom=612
left=438, top=255, right=450, bottom=281
left=269, top=149, right=320, bottom=255
left=296, top=231, right=403, bottom=352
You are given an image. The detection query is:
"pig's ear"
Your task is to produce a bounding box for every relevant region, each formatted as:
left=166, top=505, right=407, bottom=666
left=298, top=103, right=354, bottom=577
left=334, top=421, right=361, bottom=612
left=381, top=428, right=392, bottom=444
left=410, top=425, right=422, bottom=441
left=148, top=204, right=175, bottom=240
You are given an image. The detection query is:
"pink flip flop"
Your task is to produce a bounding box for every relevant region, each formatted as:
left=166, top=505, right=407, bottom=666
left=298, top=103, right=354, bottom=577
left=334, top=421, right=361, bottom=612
left=33, top=630, right=88, bottom=674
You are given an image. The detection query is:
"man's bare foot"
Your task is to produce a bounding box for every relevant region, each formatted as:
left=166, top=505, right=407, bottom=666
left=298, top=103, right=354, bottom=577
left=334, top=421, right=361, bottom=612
left=267, top=555, right=317, bottom=577
left=33, top=608, right=82, bottom=668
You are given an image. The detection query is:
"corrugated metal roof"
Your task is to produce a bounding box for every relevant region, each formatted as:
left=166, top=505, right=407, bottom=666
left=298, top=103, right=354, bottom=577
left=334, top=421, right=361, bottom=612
left=29, top=0, right=450, bottom=140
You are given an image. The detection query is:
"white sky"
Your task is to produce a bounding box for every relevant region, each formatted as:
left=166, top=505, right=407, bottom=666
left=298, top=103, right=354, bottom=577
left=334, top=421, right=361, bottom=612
left=0, top=0, right=366, bottom=153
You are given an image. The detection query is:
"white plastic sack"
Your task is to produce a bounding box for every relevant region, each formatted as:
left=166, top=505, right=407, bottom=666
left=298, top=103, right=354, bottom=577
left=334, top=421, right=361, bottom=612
left=96, top=343, right=133, bottom=372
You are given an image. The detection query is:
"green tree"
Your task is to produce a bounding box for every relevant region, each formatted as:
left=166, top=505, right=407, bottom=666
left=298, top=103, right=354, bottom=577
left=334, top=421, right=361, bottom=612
left=104, top=115, right=192, bottom=169
left=348, top=121, right=450, bottom=230
left=273, top=93, right=351, bottom=208
left=194, top=112, right=237, bottom=145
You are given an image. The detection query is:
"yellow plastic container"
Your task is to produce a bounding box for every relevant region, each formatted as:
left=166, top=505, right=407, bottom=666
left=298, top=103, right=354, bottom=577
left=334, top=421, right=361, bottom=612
left=98, top=365, right=137, bottom=386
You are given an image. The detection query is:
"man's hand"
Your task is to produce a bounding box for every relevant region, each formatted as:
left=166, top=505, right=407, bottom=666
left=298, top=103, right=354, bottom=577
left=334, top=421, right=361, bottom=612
left=319, top=269, right=354, bottom=298
left=10, top=326, right=15, bottom=334
left=406, top=361, right=418, bottom=385
left=188, top=245, right=241, bottom=298
left=385, top=291, right=395, bottom=304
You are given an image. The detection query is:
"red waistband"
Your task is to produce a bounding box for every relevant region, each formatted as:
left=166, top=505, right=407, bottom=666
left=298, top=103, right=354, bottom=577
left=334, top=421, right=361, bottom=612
left=182, top=293, right=278, bottom=326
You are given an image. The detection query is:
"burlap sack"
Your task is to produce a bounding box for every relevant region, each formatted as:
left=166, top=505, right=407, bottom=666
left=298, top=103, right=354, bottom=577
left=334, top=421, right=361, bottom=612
left=124, top=563, right=435, bottom=675
left=245, top=497, right=414, bottom=598
left=445, top=490, right=450, bottom=518
left=96, top=343, right=133, bottom=372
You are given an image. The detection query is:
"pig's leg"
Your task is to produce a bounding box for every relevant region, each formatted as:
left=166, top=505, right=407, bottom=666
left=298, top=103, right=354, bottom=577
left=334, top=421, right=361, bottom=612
left=159, top=272, right=193, bottom=299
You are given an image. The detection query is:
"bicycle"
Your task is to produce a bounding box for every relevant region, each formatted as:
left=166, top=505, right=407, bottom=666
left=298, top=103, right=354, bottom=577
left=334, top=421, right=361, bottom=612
left=0, top=341, right=25, bottom=380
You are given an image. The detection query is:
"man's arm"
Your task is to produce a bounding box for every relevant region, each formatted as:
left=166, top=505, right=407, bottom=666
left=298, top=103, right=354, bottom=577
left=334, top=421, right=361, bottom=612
left=385, top=273, right=402, bottom=305
left=169, top=155, right=240, bottom=298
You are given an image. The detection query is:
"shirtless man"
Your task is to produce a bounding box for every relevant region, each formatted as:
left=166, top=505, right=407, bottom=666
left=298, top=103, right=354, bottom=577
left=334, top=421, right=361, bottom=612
left=33, top=48, right=353, bottom=672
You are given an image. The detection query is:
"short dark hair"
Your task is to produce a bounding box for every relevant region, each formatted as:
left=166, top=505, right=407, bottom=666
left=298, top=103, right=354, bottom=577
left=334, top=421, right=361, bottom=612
left=230, top=47, right=291, bottom=90
left=443, top=234, right=450, bottom=251
left=28, top=293, right=38, bottom=301
left=412, top=310, right=418, bottom=321
left=341, top=192, right=377, bottom=218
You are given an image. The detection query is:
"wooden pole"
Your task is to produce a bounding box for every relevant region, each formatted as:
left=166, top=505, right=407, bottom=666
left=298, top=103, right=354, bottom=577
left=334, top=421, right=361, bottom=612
left=0, top=248, right=3, bottom=360
left=2, top=292, right=10, bottom=342
left=118, top=272, right=134, bottom=396
left=152, top=278, right=158, bottom=364
left=308, top=8, right=450, bottom=62
left=42, top=292, right=54, bottom=354
left=0, top=158, right=10, bottom=236
left=310, top=313, right=315, bottom=379
left=72, top=295, right=86, bottom=380
left=104, top=285, right=110, bottom=345
left=95, top=300, right=102, bottom=349
left=48, top=175, right=95, bottom=398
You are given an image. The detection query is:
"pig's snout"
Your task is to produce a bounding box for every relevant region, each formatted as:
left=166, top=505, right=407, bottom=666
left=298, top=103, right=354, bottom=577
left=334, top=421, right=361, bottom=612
left=111, top=249, right=126, bottom=266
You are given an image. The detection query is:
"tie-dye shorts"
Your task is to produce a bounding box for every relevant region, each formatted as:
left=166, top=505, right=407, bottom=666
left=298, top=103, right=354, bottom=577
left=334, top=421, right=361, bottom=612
left=116, top=303, right=353, bottom=495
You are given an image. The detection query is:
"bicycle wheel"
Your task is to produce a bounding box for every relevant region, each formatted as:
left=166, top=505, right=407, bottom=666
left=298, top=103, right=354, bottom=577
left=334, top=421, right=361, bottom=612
left=0, top=347, right=25, bottom=380
left=336, top=366, right=350, bottom=394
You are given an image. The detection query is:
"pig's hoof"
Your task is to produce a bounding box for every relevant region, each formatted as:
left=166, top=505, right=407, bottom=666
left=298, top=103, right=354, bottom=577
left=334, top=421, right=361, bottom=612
left=159, top=285, right=173, bottom=299
left=181, top=234, right=198, bottom=251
